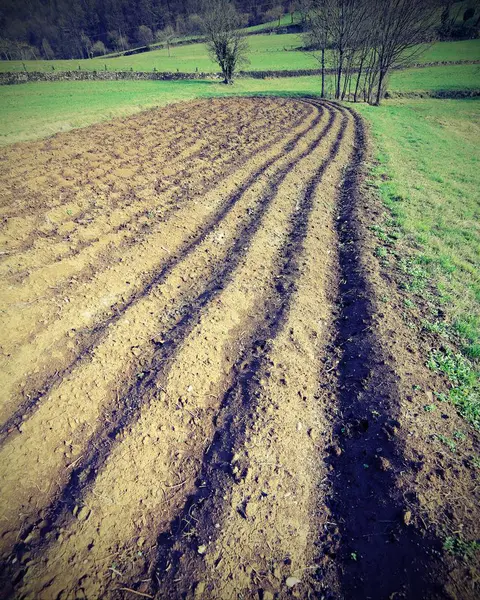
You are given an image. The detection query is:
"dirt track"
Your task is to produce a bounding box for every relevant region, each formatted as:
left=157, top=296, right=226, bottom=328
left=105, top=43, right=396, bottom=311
left=0, top=97, right=478, bottom=600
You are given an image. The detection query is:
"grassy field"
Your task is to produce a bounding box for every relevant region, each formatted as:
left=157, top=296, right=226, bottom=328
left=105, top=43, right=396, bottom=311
left=1, top=64, right=478, bottom=145
left=1, top=37, right=479, bottom=74
left=356, top=98, right=480, bottom=423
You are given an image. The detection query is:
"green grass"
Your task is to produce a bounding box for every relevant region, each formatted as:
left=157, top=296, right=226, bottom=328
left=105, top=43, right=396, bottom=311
left=355, top=98, right=480, bottom=427
left=0, top=77, right=324, bottom=144
left=0, top=37, right=478, bottom=74
left=388, top=64, right=480, bottom=92
left=2, top=63, right=477, bottom=145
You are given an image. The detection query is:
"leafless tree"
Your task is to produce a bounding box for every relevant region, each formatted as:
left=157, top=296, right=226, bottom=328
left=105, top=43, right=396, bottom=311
left=305, top=0, right=437, bottom=105
left=201, top=0, right=249, bottom=84
left=367, top=0, right=437, bottom=104
left=91, top=40, right=107, bottom=56
left=156, top=25, right=175, bottom=56
left=42, top=38, right=55, bottom=60
left=137, top=25, right=154, bottom=47
left=265, top=5, right=285, bottom=27
left=303, top=0, right=329, bottom=97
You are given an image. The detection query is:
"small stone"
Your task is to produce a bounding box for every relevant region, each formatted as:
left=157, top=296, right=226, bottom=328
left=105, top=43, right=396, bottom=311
left=77, top=507, right=90, bottom=521
left=197, top=544, right=207, bottom=555
left=286, top=576, right=301, bottom=588
left=403, top=510, right=412, bottom=526
left=137, top=537, right=145, bottom=547
left=296, top=422, right=302, bottom=432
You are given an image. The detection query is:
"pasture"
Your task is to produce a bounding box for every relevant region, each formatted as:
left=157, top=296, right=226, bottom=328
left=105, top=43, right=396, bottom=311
left=0, top=37, right=478, bottom=73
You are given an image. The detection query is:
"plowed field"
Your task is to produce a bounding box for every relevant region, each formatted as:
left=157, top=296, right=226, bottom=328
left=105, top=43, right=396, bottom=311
left=0, top=98, right=478, bottom=600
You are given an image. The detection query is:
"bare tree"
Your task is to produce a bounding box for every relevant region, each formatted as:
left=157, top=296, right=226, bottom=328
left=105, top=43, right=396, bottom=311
left=156, top=25, right=175, bottom=57
left=265, top=5, right=285, bottom=27
left=201, top=0, right=249, bottom=84
left=91, top=40, right=107, bottom=56
left=305, top=0, right=370, bottom=100
left=367, top=0, right=437, bottom=104
left=42, top=38, right=55, bottom=60
left=303, top=0, right=329, bottom=97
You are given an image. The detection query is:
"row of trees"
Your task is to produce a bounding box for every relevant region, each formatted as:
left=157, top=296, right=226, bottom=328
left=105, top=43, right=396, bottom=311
left=304, top=0, right=441, bottom=104
left=202, top=0, right=459, bottom=104
left=0, top=0, right=298, bottom=60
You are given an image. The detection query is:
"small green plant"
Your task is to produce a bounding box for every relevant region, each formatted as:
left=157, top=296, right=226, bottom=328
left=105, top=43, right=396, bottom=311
left=371, top=225, right=390, bottom=242
left=436, top=434, right=456, bottom=452
left=424, top=404, right=436, bottom=412
left=404, top=298, right=415, bottom=309
left=444, top=536, right=480, bottom=560
left=375, top=246, right=388, bottom=259
left=350, top=551, right=358, bottom=561
left=427, top=349, right=479, bottom=429
left=422, top=320, right=448, bottom=336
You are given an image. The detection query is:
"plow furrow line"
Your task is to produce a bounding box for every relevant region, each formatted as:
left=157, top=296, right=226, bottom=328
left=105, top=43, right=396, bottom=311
left=0, top=101, right=304, bottom=262
left=0, top=102, right=321, bottom=430
left=310, top=104, right=447, bottom=600
left=0, top=106, right=310, bottom=291
left=0, top=102, right=334, bottom=572
left=147, top=102, right=351, bottom=600
left=9, top=102, right=343, bottom=600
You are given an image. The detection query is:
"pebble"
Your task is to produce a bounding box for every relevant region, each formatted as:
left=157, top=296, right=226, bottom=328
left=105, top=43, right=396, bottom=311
left=77, top=507, right=90, bottom=521
left=286, top=576, right=301, bottom=588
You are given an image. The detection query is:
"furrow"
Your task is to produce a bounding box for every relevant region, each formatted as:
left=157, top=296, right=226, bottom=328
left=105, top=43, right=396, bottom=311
left=143, top=102, right=352, bottom=600
left=0, top=100, right=320, bottom=429
left=0, top=100, right=332, bottom=567
left=309, top=103, right=449, bottom=600
left=0, top=101, right=306, bottom=277
left=13, top=102, right=342, bottom=600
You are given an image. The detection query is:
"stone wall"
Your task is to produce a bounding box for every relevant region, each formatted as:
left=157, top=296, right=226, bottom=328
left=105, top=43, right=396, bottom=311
left=1, top=59, right=478, bottom=86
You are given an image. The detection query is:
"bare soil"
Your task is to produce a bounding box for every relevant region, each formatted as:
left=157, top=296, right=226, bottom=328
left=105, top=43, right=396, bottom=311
left=0, top=97, right=478, bottom=600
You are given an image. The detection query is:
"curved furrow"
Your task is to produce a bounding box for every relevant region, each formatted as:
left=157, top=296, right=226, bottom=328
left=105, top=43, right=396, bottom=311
left=0, top=101, right=320, bottom=429
left=13, top=101, right=345, bottom=600
left=0, top=100, right=302, bottom=267
left=136, top=103, right=352, bottom=600
left=0, top=99, right=239, bottom=219
left=0, top=102, right=334, bottom=567
left=308, top=103, right=449, bottom=600
left=0, top=101, right=305, bottom=274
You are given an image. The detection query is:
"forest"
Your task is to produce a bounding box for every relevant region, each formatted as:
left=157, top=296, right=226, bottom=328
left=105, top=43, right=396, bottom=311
left=1, top=0, right=478, bottom=60
left=0, top=0, right=299, bottom=60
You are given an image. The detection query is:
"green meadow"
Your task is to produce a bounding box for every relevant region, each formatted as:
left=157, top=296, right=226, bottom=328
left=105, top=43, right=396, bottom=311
left=0, top=37, right=478, bottom=74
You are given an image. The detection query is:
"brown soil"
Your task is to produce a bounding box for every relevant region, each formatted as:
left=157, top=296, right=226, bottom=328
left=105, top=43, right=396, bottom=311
left=0, top=97, right=478, bottom=600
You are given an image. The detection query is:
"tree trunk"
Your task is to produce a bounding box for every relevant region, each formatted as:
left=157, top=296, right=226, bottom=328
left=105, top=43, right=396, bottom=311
left=354, top=56, right=365, bottom=103
left=375, top=68, right=386, bottom=105
left=321, top=47, right=325, bottom=97
left=336, top=50, right=343, bottom=100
